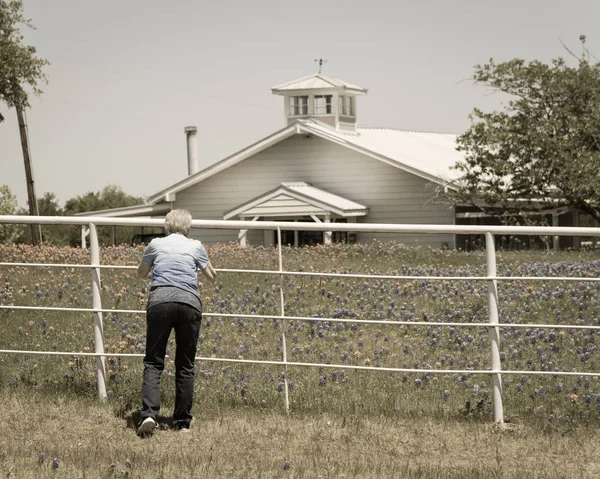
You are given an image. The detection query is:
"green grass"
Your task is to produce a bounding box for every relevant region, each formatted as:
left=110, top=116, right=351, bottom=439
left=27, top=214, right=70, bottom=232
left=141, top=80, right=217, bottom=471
left=2, top=242, right=600, bottom=477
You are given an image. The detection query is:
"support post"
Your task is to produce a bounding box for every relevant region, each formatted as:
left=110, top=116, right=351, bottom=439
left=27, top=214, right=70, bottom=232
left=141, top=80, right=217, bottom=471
left=89, top=223, right=107, bottom=399
left=238, top=216, right=258, bottom=248
left=294, top=219, right=299, bottom=248
left=573, top=211, right=581, bottom=249
left=238, top=229, right=248, bottom=248
left=81, top=226, right=88, bottom=249
left=485, top=232, right=504, bottom=424
left=277, top=227, right=290, bottom=413
left=324, top=213, right=332, bottom=245
left=238, top=217, right=248, bottom=248
left=552, top=213, right=559, bottom=250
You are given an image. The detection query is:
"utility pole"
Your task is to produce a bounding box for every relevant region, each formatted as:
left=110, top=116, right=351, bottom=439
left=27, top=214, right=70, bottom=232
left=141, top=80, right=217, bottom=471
left=16, top=105, right=41, bottom=246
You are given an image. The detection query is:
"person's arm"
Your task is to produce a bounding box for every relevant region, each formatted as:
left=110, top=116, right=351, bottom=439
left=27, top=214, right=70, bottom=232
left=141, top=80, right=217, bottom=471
left=138, top=241, right=155, bottom=279
left=137, top=261, right=152, bottom=279
left=196, top=242, right=216, bottom=283
left=200, top=262, right=217, bottom=283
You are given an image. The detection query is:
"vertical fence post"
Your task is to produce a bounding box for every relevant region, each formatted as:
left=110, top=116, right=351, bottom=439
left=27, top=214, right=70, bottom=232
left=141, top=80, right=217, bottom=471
left=89, top=223, right=107, bottom=400
left=277, top=227, right=290, bottom=413
left=485, top=232, right=504, bottom=423
left=81, top=226, right=88, bottom=250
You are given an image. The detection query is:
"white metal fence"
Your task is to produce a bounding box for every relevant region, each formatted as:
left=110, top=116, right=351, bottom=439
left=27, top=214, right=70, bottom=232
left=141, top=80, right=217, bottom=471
left=2, top=215, right=600, bottom=424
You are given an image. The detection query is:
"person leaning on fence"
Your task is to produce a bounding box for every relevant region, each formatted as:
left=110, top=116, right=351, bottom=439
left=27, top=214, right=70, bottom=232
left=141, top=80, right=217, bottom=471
left=135, top=209, right=217, bottom=437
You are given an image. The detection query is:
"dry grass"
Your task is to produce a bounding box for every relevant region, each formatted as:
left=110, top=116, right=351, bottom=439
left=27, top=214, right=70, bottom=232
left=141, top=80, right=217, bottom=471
left=3, top=244, right=600, bottom=477
left=0, top=391, right=598, bottom=478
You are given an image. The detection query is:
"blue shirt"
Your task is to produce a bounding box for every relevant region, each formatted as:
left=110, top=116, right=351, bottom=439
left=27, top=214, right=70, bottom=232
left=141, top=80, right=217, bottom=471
left=142, top=233, right=210, bottom=298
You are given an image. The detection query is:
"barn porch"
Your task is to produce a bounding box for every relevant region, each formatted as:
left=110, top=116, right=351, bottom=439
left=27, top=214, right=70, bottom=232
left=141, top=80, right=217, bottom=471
left=223, top=182, right=368, bottom=247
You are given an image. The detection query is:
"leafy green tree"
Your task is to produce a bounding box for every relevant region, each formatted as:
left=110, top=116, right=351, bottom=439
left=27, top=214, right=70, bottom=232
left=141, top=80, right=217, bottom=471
left=0, top=185, right=25, bottom=242
left=64, top=185, right=144, bottom=214
left=16, top=192, right=70, bottom=245
left=64, top=185, right=145, bottom=246
left=0, top=0, right=49, bottom=122
left=454, top=36, right=600, bottom=223
left=37, top=192, right=62, bottom=216
left=38, top=193, right=69, bottom=245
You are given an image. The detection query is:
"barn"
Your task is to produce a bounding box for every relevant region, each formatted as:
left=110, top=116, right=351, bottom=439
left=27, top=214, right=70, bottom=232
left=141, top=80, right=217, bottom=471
left=89, top=72, right=473, bottom=248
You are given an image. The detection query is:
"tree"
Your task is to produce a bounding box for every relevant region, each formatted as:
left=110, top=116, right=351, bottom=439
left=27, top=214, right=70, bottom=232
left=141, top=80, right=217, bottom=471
left=63, top=185, right=145, bottom=215
left=0, top=0, right=49, bottom=119
left=1, top=1, right=49, bottom=245
left=37, top=192, right=62, bottom=216
left=63, top=185, right=146, bottom=246
left=27, top=192, right=70, bottom=245
left=454, top=36, right=600, bottom=224
left=0, top=185, right=25, bottom=243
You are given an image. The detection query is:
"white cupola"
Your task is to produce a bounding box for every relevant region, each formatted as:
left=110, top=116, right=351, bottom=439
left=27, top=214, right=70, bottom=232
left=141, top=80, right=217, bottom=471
left=271, top=68, right=367, bottom=133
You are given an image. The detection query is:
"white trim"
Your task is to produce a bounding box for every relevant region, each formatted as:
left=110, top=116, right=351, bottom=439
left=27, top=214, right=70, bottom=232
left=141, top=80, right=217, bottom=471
left=148, top=124, right=298, bottom=203
left=271, top=73, right=367, bottom=94
left=150, top=119, right=459, bottom=204
left=74, top=203, right=171, bottom=218
left=223, top=183, right=369, bottom=220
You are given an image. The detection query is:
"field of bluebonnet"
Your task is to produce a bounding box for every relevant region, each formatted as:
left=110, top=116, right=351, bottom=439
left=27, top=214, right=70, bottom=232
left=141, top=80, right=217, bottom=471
left=1, top=240, right=600, bottom=477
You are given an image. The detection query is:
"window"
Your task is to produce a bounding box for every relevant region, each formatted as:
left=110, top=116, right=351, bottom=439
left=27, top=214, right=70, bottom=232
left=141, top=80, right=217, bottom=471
left=314, top=95, right=332, bottom=115
left=339, top=96, right=354, bottom=116
left=289, top=96, right=308, bottom=116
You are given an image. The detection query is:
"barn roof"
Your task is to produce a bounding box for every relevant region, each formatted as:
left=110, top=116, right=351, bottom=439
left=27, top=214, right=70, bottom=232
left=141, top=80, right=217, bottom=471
left=148, top=119, right=463, bottom=204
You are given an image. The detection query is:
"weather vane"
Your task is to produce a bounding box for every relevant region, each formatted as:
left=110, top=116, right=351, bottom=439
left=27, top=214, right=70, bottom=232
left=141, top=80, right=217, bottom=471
left=314, top=58, right=327, bottom=74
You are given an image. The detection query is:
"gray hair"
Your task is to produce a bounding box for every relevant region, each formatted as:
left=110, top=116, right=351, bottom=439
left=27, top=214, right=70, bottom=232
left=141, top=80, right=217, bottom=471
left=164, top=209, right=192, bottom=236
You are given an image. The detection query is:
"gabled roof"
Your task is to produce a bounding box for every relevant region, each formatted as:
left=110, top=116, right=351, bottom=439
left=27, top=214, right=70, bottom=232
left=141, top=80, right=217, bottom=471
left=309, top=122, right=464, bottom=184
left=223, top=182, right=368, bottom=220
left=148, top=119, right=463, bottom=205
left=271, top=73, right=367, bottom=94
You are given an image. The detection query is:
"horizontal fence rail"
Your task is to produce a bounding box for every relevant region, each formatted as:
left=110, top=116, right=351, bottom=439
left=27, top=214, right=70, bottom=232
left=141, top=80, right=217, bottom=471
left=2, top=214, right=600, bottom=235
left=2, top=215, right=600, bottom=423
left=3, top=305, right=600, bottom=331
left=4, top=262, right=600, bottom=282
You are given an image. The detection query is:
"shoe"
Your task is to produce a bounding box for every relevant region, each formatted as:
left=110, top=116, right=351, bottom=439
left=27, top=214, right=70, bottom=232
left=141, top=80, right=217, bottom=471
left=137, top=417, right=157, bottom=437
left=172, top=420, right=191, bottom=432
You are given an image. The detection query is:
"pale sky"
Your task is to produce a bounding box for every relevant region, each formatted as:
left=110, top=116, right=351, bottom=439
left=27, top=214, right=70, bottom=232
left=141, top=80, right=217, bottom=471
left=1, top=0, right=597, bottom=207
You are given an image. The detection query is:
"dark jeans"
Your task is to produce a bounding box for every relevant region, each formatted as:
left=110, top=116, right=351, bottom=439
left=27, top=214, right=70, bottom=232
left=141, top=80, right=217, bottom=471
left=141, top=302, right=201, bottom=428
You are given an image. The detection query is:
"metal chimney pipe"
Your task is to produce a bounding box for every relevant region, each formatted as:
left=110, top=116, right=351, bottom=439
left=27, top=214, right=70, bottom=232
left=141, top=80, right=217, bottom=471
left=184, top=126, right=199, bottom=175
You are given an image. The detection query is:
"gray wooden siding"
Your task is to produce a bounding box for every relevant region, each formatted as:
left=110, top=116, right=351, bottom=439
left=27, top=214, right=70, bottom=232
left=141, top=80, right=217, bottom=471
left=176, top=134, right=455, bottom=248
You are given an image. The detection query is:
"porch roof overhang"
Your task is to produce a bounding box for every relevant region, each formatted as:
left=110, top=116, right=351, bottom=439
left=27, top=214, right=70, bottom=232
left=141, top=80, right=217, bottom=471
left=223, top=182, right=368, bottom=220
left=73, top=202, right=172, bottom=218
